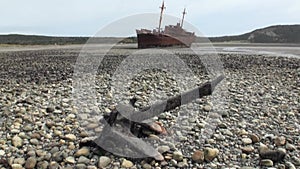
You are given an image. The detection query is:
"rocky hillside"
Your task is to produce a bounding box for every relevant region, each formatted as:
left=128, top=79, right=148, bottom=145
left=209, top=25, right=300, bottom=43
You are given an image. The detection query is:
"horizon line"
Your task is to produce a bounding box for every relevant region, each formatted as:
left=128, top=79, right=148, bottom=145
left=0, top=23, right=299, bottom=38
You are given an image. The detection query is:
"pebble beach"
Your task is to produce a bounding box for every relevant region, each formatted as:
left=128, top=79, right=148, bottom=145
left=0, top=45, right=299, bottom=169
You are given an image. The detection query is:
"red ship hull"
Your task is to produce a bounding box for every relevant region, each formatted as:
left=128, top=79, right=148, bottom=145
left=137, top=33, right=195, bottom=49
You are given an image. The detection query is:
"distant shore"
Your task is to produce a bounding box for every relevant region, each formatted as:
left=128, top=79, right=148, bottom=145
left=1, top=24, right=300, bottom=45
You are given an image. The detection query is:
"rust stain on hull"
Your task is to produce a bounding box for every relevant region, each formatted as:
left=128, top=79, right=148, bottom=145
left=137, top=32, right=195, bottom=49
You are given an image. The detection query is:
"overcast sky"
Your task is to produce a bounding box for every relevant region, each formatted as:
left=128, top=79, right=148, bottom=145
left=1, top=0, right=299, bottom=37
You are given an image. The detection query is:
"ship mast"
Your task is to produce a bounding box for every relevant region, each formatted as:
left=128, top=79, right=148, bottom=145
left=180, top=8, right=187, bottom=28
left=158, top=1, right=166, bottom=33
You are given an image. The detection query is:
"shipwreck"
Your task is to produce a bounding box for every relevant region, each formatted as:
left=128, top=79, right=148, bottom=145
left=136, top=1, right=196, bottom=48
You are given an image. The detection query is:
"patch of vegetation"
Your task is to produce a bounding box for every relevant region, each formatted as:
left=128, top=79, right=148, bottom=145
left=0, top=34, right=89, bottom=45
left=208, top=25, right=300, bottom=43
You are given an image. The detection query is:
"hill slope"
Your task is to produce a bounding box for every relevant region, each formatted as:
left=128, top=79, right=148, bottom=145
left=0, top=34, right=134, bottom=45
left=0, top=34, right=89, bottom=45
left=209, top=25, right=300, bottom=43
left=0, top=25, right=299, bottom=45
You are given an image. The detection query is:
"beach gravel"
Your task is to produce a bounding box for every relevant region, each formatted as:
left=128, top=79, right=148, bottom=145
left=0, top=45, right=299, bottom=168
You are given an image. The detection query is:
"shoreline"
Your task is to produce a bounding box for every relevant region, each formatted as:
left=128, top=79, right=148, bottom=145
left=0, top=43, right=299, bottom=59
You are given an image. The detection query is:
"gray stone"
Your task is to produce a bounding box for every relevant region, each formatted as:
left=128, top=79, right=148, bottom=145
left=157, top=145, right=170, bottom=154
left=37, top=161, right=49, bottom=169
left=11, top=129, right=20, bottom=134
left=44, top=153, right=52, bottom=161
left=242, top=138, right=252, bottom=145
left=25, top=157, right=37, bottom=169
left=65, top=134, right=76, bottom=141
left=277, top=164, right=286, bottom=169
left=142, top=163, right=152, bottom=169
left=52, top=152, right=63, bottom=162
left=36, top=150, right=47, bottom=157
left=78, top=156, right=90, bottom=164
left=49, top=161, right=60, bottom=169
left=214, top=134, right=225, bottom=141
left=177, top=161, right=188, bottom=168
left=286, top=143, right=297, bottom=151
left=98, top=156, right=111, bottom=168
left=23, top=125, right=33, bottom=131
left=49, top=147, right=60, bottom=154
left=13, top=158, right=25, bottom=165
left=12, top=135, right=23, bottom=147
left=53, top=110, right=62, bottom=114
left=286, top=162, right=296, bottom=169
left=203, top=105, right=212, bottom=112
left=173, top=151, right=183, bottom=162
left=76, top=164, right=87, bottom=169
left=27, top=150, right=36, bottom=157
left=29, top=138, right=39, bottom=145
left=46, top=121, right=55, bottom=128
left=65, top=156, right=75, bottom=164
left=291, top=156, right=300, bottom=166
left=87, top=166, right=97, bottom=169
left=260, top=159, right=273, bottom=166
left=121, top=159, right=133, bottom=168
left=11, top=164, right=23, bottom=169
left=170, top=159, right=177, bottom=166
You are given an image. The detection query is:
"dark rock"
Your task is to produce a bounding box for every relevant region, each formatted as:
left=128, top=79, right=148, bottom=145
left=46, top=107, right=55, bottom=113
left=259, top=149, right=286, bottom=162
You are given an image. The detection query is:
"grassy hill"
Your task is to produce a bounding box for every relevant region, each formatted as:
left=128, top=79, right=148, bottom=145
left=209, top=25, right=300, bottom=43
left=0, top=34, right=136, bottom=45
left=0, top=34, right=89, bottom=45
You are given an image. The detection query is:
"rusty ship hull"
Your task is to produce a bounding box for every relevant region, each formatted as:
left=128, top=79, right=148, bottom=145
left=137, top=32, right=195, bottom=49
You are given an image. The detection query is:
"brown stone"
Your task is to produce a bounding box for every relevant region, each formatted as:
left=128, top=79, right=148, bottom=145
left=204, top=148, right=219, bottom=162
left=30, top=133, right=41, bottom=139
left=241, top=146, right=255, bottom=154
left=74, top=147, right=90, bottom=157
left=148, top=122, right=167, bottom=135
left=249, top=133, right=260, bottom=143
left=121, top=159, right=134, bottom=168
left=274, top=136, right=286, bottom=146
left=192, top=150, right=204, bottom=163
